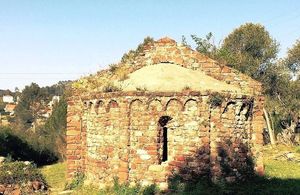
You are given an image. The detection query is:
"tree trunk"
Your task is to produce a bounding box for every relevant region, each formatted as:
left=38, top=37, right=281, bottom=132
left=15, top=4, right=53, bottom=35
left=263, top=108, right=276, bottom=145
left=277, top=121, right=297, bottom=145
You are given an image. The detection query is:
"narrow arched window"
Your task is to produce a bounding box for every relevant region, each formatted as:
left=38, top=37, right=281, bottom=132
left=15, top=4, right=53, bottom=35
left=162, top=126, right=168, bottom=162
left=158, top=116, right=172, bottom=163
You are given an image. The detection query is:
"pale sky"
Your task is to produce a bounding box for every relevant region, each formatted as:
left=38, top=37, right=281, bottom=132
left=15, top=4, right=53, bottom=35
left=1, top=0, right=300, bottom=90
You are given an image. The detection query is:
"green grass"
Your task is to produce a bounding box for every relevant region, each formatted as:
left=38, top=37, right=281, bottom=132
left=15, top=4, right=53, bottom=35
left=263, top=145, right=300, bottom=179
left=71, top=185, right=100, bottom=195
left=40, top=162, right=66, bottom=194
left=295, top=146, right=300, bottom=154
left=40, top=145, right=300, bottom=195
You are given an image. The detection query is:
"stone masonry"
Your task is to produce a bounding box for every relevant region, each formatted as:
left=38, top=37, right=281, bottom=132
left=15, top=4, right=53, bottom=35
left=66, top=37, right=265, bottom=189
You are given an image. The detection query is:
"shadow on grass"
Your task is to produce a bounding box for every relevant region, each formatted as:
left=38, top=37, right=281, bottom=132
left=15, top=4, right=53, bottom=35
left=168, top=175, right=300, bottom=195
left=0, top=128, right=57, bottom=166
left=167, top=139, right=300, bottom=195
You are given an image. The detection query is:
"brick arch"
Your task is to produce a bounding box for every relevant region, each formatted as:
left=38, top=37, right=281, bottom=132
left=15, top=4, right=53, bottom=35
left=89, top=100, right=99, bottom=113
left=222, top=101, right=236, bottom=114
left=83, top=101, right=89, bottom=109
left=129, top=99, right=143, bottom=111
left=86, top=101, right=93, bottom=112
left=95, top=100, right=105, bottom=114
left=106, top=99, right=119, bottom=112
left=147, top=99, right=163, bottom=113
left=183, top=99, right=198, bottom=111
left=165, top=98, right=183, bottom=111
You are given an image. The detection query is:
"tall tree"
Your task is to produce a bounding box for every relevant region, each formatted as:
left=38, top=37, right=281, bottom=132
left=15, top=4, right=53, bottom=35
left=14, top=83, right=41, bottom=128
left=285, top=39, right=300, bottom=77
left=221, top=23, right=279, bottom=78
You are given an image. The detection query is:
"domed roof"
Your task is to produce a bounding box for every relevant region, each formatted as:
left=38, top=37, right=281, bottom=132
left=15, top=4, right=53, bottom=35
left=116, top=63, right=241, bottom=93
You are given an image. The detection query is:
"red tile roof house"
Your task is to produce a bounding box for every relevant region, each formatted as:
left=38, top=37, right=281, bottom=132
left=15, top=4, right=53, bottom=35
left=4, top=103, right=16, bottom=115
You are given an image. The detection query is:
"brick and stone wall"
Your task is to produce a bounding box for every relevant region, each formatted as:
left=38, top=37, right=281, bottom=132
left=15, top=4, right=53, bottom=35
left=66, top=91, right=264, bottom=188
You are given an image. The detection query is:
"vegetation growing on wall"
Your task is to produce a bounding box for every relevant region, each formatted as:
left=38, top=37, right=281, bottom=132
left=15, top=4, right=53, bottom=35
left=208, top=92, right=225, bottom=108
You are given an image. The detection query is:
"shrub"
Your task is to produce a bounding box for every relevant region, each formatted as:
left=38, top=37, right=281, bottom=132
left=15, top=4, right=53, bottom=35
left=142, top=184, right=158, bottom=195
left=97, top=177, right=158, bottom=195
left=182, top=85, right=191, bottom=91
left=103, top=83, right=122, bottom=92
left=136, top=86, right=148, bottom=92
left=65, top=172, right=85, bottom=190
left=109, top=64, right=119, bottom=73
left=208, top=92, right=224, bottom=108
left=119, top=73, right=129, bottom=81
left=121, top=37, right=154, bottom=63
left=112, top=177, right=141, bottom=195
left=0, top=161, right=46, bottom=185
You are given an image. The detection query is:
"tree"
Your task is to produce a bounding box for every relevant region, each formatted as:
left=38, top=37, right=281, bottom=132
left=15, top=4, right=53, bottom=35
left=187, top=24, right=298, bottom=144
left=14, top=83, right=41, bottom=128
left=38, top=96, right=67, bottom=160
left=260, top=57, right=300, bottom=143
left=285, top=39, right=300, bottom=77
left=191, top=32, right=217, bottom=58
left=221, top=23, right=279, bottom=78
left=181, top=35, right=191, bottom=48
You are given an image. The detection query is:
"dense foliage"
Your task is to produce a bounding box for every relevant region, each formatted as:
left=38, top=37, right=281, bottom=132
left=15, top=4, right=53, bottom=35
left=36, top=96, right=68, bottom=160
left=0, top=126, right=57, bottom=165
left=187, top=23, right=300, bottom=135
left=221, top=23, right=279, bottom=78
left=14, top=82, right=66, bottom=129
left=285, top=40, right=300, bottom=75
left=1, top=81, right=69, bottom=165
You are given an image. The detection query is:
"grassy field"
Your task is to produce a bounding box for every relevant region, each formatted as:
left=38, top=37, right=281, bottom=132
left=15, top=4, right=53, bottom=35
left=40, top=145, right=300, bottom=195
left=40, top=162, right=67, bottom=194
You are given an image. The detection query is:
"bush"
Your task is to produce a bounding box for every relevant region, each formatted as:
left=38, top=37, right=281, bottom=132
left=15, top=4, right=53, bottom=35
left=0, top=161, right=46, bottom=185
left=208, top=92, right=224, bottom=108
left=136, top=86, right=148, bottom=92
left=109, top=64, right=119, bottom=73
left=103, top=82, right=122, bottom=92
left=119, top=73, right=129, bottom=81
left=112, top=177, right=141, bottom=195
left=65, top=172, right=85, bottom=190
left=97, top=177, right=158, bottom=195
left=182, top=85, right=191, bottom=91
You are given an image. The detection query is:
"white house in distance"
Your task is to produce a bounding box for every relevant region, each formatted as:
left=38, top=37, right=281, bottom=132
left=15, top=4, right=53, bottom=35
left=3, top=95, right=14, bottom=103
left=48, top=96, right=60, bottom=109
